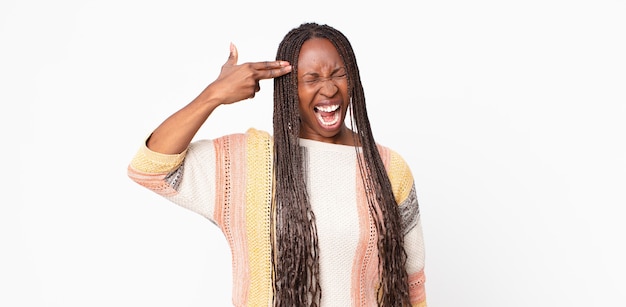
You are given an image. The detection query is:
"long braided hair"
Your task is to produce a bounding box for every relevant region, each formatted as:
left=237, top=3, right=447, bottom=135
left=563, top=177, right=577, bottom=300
left=272, top=22, right=411, bottom=306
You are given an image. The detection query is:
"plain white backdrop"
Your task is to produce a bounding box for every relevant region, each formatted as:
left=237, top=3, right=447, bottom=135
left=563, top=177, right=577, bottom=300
left=2, top=0, right=625, bottom=306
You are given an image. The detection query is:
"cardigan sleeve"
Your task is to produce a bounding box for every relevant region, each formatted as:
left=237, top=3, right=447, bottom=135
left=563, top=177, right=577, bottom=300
left=387, top=150, right=427, bottom=306
left=127, top=137, right=218, bottom=222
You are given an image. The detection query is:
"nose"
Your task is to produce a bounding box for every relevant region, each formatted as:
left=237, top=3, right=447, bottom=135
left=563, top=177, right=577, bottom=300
left=319, top=78, right=339, bottom=97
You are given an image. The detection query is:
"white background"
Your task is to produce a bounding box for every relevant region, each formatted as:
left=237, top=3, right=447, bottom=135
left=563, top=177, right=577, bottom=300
left=2, top=0, right=625, bottom=306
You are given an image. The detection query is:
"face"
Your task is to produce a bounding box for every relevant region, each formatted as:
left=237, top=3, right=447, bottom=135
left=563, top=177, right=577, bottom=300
left=297, top=38, right=353, bottom=145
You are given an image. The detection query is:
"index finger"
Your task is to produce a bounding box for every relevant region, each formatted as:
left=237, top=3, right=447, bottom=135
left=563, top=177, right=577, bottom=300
left=252, top=60, right=290, bottom=70
left=254, top=61, right=292, bottom=80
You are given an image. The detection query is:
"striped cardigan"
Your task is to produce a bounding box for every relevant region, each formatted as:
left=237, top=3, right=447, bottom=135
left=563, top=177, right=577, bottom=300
left=128, top=128, right=426, bottom=306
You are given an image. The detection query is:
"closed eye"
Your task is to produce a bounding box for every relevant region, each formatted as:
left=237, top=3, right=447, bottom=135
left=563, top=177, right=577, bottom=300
left=333, top=67, right=347, bottom=79
left=301, top=67, right=347, bottom=85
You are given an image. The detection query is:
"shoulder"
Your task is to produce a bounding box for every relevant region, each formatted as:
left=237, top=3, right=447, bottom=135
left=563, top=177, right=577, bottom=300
left=193, top=128, right=272, bottom=149
left=203, top=128, right=273, bottom=159
left=377, top=144, right=414, bottom=204
left=245, top=128, right=272, bottom=141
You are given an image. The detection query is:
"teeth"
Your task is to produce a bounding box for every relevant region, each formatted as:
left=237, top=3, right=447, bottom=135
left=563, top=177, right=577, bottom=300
left=315, top=105, right=340, bottom=112
left=315, top=110, right=340, bottom=126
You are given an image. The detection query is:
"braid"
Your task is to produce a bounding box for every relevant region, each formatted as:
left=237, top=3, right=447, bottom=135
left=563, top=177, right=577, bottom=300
left=272, top=25, right=322, bottom=307
left=272, top=22, right=411, bottom=306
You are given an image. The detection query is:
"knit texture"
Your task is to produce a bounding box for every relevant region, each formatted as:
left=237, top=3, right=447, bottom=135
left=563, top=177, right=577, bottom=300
left=128, top=128, right=426, bottom=306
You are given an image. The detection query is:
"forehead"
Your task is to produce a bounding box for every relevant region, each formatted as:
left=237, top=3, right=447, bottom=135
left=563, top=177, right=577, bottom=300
left=297, top=38, right=344, bottom=71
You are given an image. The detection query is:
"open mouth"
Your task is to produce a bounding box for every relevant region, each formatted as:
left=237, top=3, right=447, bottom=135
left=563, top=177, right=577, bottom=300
left=314, top=104, right=341, bottom=127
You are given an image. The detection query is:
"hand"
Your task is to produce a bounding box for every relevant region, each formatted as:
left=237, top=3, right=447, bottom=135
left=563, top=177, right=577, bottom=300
left=206, top=43, right=292, bottom=105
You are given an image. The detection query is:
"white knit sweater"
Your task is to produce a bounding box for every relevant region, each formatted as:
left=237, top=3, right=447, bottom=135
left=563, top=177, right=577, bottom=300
left=128, top=129, right=426, bottom=306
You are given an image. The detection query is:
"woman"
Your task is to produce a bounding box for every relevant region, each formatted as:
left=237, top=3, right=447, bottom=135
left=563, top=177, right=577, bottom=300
left=128, top=22, right=426, bottom=306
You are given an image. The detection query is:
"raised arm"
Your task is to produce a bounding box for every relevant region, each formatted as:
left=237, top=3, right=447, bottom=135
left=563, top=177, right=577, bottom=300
left=146, top=43, right=292, bottom=154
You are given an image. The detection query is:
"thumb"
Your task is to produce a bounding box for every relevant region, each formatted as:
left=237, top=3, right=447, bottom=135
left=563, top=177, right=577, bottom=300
left=225, top=42, right=238, bottom=66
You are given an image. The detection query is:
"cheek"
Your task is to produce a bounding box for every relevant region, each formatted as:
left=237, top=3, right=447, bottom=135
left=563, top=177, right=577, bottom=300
left=296, top=90, right=304, bottom=109
left=297, top=87, right=304, bottom=101
left=297, top=87, right=316, bottom=104
left=297, top=94, right=309, bottom=117
left=340, top=84, right=350, bottom=103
